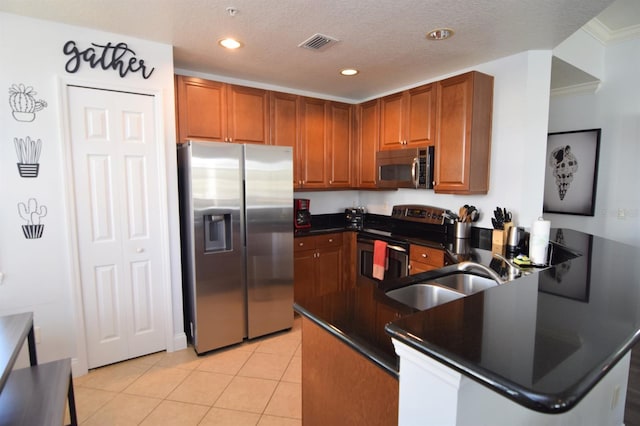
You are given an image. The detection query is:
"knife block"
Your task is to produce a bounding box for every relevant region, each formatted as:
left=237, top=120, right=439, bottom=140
left=492, top=223, right=512, bottom=255
left=492, top=230, right=505, bottom=255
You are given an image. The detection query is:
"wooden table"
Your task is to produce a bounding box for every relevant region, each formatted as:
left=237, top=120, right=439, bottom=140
left=0, top=312, right=77, bottom=425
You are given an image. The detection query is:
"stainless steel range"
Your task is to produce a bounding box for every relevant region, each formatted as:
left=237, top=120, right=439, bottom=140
left=356, top=205, right=455, bottom=286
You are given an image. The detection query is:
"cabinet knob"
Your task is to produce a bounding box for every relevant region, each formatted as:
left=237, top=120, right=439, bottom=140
left=328, top=238, right=333, bottom=242
left=298, top=242, right=304, bottom=247
left=421, top=253, right=428, bottom=258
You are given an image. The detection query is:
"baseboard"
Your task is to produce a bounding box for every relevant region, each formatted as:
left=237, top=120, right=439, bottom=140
left=172, top=332, right=187, bottom=352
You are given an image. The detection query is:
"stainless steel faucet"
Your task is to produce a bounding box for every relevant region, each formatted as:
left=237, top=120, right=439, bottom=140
left=456, top=261, right=507, bottom=285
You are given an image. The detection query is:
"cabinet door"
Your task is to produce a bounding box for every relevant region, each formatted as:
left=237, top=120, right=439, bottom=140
left=409, top=261, right=439, bottom=275
left=300, top=97, right=328, bottom=188
left=294, top=249, right=317, bottom=303
left=405, top=84, right=436, bottom=147
left=175, top=76, right=226, bottom=143
left=357, top=99, right=379, bottom=188
left=435, top=71, right=493, bottom=194
left=227, top=85, right=269, bottom=144
left=271, top=92, right=301, bottom=187
left=379, top=92, right=405, bottom=150
left=316, top=245, right=342, bottom=296
left=327, top=102, right=353, bottom=188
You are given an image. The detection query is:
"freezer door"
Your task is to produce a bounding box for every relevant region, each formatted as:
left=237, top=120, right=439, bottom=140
left=190, top=141, right=245, bottom=353
left=244, top=144, right=294, bottom=338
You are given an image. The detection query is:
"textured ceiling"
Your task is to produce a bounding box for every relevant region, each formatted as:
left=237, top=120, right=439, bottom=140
left=0, top=0, right=634, bottom=102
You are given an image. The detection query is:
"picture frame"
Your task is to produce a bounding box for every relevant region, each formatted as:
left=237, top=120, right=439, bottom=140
left=543, top=129, right=601, bottom=216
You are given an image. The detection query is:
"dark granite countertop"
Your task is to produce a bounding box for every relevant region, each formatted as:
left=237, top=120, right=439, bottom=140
left=294, top=226, right=640, bottom=414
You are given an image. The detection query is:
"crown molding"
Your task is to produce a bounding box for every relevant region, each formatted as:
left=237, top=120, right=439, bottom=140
left=550, top=81, right=601, bottom=97
left=584, top=18, right=640, bottom=44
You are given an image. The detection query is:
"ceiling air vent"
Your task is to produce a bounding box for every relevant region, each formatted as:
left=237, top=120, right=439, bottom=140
left=298, top=33, right=338, bottom=51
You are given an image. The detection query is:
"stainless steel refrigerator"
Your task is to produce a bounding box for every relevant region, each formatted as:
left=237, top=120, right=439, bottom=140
left=177, top=141, right=294, bottom=354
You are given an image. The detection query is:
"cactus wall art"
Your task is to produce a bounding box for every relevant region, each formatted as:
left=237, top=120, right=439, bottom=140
left=18, top=198, right=48, bottom=239
left=14, top=136, right=42, bottom=178
left=8, top=83, right=48, bottom=122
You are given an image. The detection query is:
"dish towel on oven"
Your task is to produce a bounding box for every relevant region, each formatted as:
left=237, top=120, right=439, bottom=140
left=373, top=240, right=388, bottom=280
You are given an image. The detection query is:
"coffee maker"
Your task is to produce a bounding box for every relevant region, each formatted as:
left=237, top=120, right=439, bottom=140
left=294, top=198, right=311, bottom=229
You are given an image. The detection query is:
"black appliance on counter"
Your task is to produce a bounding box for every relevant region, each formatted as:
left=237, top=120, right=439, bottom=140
left=344, top=207, right=365, bottom=230
left=294, top=198, right=311, bottom=229
left=356, top=204, right=455, bottom=286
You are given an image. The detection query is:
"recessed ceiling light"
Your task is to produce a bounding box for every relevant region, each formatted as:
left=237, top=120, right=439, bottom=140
left=427, top=28, right=454, bottom=41
left=218, top=38, right=243, bottom=49
left=340, top=68, right=359, bottom=76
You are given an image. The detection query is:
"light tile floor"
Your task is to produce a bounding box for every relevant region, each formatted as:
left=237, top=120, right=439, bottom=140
left=71, top=316, right=302, bottom=425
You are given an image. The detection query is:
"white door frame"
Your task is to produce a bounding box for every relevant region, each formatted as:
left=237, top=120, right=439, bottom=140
left=58, top=77, right=176, bottom=376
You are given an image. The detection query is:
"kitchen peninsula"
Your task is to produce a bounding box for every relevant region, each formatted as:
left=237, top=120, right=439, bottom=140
left=294, top=226, right=640, bottom=425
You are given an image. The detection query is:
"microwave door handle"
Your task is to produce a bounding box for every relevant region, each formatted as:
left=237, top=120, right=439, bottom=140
left=412, top=157, right=419, bottom=188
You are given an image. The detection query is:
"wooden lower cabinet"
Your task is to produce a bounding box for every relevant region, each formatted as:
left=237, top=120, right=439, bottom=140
left=409, top=244, right=445, bottom=274
left=294, top=233, right=346, bottom=302
left=301, top=317, right=398, bottom=426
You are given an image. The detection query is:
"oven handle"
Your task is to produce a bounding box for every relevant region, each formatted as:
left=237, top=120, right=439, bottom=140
left=386, top=244, right=407, bottom=253
left=357, top=237, right=408, bottom=254
left=412, top=157, right=419, bottom=188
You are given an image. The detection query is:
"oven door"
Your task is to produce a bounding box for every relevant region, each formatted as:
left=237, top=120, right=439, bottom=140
left=356, top=236, right=409, bottom=286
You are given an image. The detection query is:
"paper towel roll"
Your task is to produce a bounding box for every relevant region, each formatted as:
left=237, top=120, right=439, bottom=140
left=530, top=217, right=551, bottom=265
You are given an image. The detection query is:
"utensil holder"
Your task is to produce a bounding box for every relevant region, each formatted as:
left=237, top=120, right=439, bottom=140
left=454, top=222, right=471, bottom=239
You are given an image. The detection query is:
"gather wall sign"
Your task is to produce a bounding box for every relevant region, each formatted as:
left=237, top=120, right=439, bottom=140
left=62, top=40, right=155, bottom=79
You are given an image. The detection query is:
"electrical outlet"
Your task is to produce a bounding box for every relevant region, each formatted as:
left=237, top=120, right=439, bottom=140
left=34, top=326, right=41, bottom=344
left=617, top=209, right=626, bottom=220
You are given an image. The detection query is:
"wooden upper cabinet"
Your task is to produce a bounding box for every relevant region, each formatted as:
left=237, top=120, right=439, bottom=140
left=299, top=97, right=328, bottom=189
left=406, top=84, right=436, bottom=147
left=227, top=84, right=269, bottom=144
left=176, top=76, right=226, bottom=143
left=379, top=92, right=404, bottom=150
left=356, top=99, right=379, bottom=188
left=379, top=83, right=435, bottom=150
left=434, top=71, right=493, bottom=194
left=175, top=75, right=269, bottom=144
left=327, top=102, right=354, bottom=188
left=270, top=91, right=301, bottom=187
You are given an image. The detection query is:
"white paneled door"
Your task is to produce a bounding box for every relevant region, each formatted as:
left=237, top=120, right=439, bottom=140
left=68, top=86, right=166, bottom=368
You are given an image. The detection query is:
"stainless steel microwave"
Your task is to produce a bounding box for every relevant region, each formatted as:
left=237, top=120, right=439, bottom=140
left=376, top=146, right=434, bottom=189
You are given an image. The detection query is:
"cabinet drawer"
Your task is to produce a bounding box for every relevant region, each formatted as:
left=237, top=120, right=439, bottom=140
left=410, top=245, right=444, bottom=268
left=294, top=232, right=343, bottom=253
left=294, top=236, right=316, bottom=252
left=315, top=233, right=343, bottom=249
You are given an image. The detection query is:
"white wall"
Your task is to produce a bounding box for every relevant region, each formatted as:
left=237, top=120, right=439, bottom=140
left=549, top=32, right=640, bottom=247
left=0, top=12, right=185, bottom=369
left=302, top=51, right=554, bottom=232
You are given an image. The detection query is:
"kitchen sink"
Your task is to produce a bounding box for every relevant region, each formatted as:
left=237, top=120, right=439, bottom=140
left=385, top=283, right=464, bottom=311
left=430, top=272, right=499, bottom=295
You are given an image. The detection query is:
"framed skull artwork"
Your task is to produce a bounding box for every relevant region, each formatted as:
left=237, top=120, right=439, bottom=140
left=543, top=129, right=601, bottom=216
